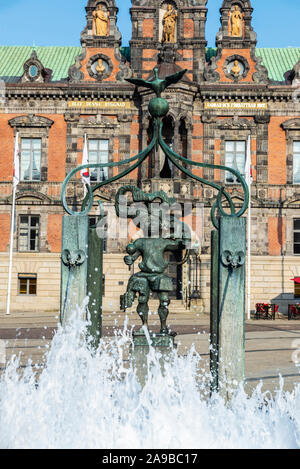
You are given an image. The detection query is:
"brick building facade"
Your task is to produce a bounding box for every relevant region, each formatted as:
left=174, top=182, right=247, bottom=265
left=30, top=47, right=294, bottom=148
left=0, top=0, right=300, bottom=315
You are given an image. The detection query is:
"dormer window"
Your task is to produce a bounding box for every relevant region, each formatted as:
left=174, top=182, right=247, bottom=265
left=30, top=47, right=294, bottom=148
left=21, top=50, right=52, bottom=83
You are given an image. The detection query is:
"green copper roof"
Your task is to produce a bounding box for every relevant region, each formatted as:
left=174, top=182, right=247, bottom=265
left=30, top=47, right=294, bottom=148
left=0, top=46, right=81, bottom=82
left=255, top=48, right=300, bottom=81
left=0, top=45, right=299, bottom=83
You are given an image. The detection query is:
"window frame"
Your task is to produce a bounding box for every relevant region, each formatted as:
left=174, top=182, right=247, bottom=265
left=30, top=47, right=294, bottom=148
left=18, top=215, right=40, bottom=253
left=88, top=138, right=110, bottom=183
left=293, top=141, right=300, bottom=185
left=20, top=137, right=42, bottom=182
left=293, top=219, right=300, bottom=255
left=8, top=117, right=54, bottom=183
left=224, top=140, right=246, bottom=184
left=18, top=274, right=37, bottom=296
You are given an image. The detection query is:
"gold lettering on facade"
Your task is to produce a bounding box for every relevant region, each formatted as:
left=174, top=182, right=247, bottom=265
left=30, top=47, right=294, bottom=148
left=204, top=102, right=268, bottom=110
left=68, top=101, right=131, bottom=109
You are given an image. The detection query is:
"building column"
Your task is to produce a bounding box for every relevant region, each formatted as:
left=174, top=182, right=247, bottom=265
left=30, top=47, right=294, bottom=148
left=173, top=120, right=180, bottom=178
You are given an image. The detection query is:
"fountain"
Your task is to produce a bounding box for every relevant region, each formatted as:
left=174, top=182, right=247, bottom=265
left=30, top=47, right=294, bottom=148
left=1, top=69, right=299, bottom=449
left=0, top=313, right=299, bottom=449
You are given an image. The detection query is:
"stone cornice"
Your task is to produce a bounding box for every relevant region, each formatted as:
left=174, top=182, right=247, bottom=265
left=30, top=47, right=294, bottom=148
left=2, top=81, right=299, bottom=104
left=4, top=82, right=136, bottom=100
left=197, top=85, right=299, bottom=103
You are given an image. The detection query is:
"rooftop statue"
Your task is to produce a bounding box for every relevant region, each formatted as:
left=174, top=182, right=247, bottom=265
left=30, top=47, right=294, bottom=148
left=93, top=4, right=109, bottom=36
left=230, top=5, right=243, bottom=37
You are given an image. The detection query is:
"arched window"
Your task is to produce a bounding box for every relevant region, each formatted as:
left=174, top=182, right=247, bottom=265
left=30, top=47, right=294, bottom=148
left=160, top=115, right=174, bottom=178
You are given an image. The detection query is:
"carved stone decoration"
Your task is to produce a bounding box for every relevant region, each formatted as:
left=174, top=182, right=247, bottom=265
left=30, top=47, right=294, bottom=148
left=8, top=114, right=54, bottom=129
left=217, top=116, right=256, bottom=130
left=93, top=3, right=109, bottom=36
left=254, top=114, right=271, bottom=125
left=286, top=60, right=300, bottom=89
left=203, top=55, right=221, bottom=83
left=68, top=49, right=86, bottom=83
left=87, top=54, right=113, bottom=81
left=281, top=119, right=300, bottom=132
left=114, top=47, right=133, bottom=82
left=157, top=44, right=179, bottom=65
left=292, top=61, right=300, bottom=85
left=21, top=50, right=52, bottom=83
left=64, top=113, right=81, bottom=123
left=251, top=50, right=269, bottom=84
left=201, top=113, right=217, bottom=124
left=223, top=54, right=250, bottom=82
left=162, top=4, right=178, bottom=44
left=78, top=114, right=118, bottom=129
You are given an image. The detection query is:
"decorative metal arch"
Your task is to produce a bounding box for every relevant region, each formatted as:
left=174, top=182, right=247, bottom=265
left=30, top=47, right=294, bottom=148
left=61, top=68, right=249, bottom=229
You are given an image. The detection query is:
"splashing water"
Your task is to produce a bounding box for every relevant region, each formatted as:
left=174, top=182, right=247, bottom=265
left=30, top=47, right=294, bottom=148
left=0, top=310, right=300, bottom=449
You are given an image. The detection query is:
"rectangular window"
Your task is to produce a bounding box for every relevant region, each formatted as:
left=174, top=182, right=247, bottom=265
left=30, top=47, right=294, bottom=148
left=18, top=274, right=37, bottom=296
left=295, top=283, right=300, bottom=298
left=88, top=139, right=109, bottom=182
left=21, top=138, right=42, bottom=181
left=294, top=219, right=300, bottom=255
left=225, top=141, right=246, bottom=184
left=293, top=141, right=300, bottom=184
left=19, top=215, right=40, bottom=252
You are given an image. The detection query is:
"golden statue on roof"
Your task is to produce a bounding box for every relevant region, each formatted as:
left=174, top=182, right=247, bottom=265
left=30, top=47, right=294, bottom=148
left=230, top=5, right=243, bottom=37
left=93, top=4, right=109, bottom=36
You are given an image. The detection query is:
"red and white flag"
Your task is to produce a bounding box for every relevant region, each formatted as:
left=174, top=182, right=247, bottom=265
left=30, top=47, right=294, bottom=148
left=81, top=134, right=90, bottom=186
left=245, top=135, right=253, bottom=187
left=13, top=132, right=20, bottom=188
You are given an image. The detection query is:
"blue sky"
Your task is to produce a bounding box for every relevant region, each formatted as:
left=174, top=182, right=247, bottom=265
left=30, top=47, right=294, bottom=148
left=0, top=0, right=299, bottom=48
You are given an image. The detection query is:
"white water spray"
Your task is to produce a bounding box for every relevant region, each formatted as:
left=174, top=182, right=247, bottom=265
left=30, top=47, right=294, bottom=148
left=0, top=309, right=300, bottom=449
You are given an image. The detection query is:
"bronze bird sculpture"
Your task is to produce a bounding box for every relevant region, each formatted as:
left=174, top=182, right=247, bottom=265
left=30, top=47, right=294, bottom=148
left=126, top=67, right=187, bottom=97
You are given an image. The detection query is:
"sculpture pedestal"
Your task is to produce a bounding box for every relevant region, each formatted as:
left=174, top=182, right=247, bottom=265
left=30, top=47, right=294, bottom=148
left=131, top=330, right=177, bottom=386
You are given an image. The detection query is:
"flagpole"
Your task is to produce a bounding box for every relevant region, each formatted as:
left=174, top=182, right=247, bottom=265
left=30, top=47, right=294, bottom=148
left=247, top=186, right=251, bottom=320
left=6, top=184, right=16, bottom=316
left=246, top=136, right=251, bottom=321
left=6, top=132, right=20, bottom=316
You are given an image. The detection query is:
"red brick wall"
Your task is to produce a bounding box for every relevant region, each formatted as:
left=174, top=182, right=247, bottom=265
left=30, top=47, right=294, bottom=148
left=0, top=114, right=18, bottom=182
left=183, top=19, right=194, bottom=39
left=47, top=115, right=66, bottom=182
left=129, top=116, right=140, bottom=180
left=47, top=214, right=63, bottom=253
left=0, top=213, right=11, bottom=252
left=191, top=117, right=204, bottom=178
left=215, top=139, right=221, bottom=181
left=268, top=216, right=286, bottom=256
left=143, top=19, right=154, bottom=38
left=268, top=117, right=297, bottom=185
